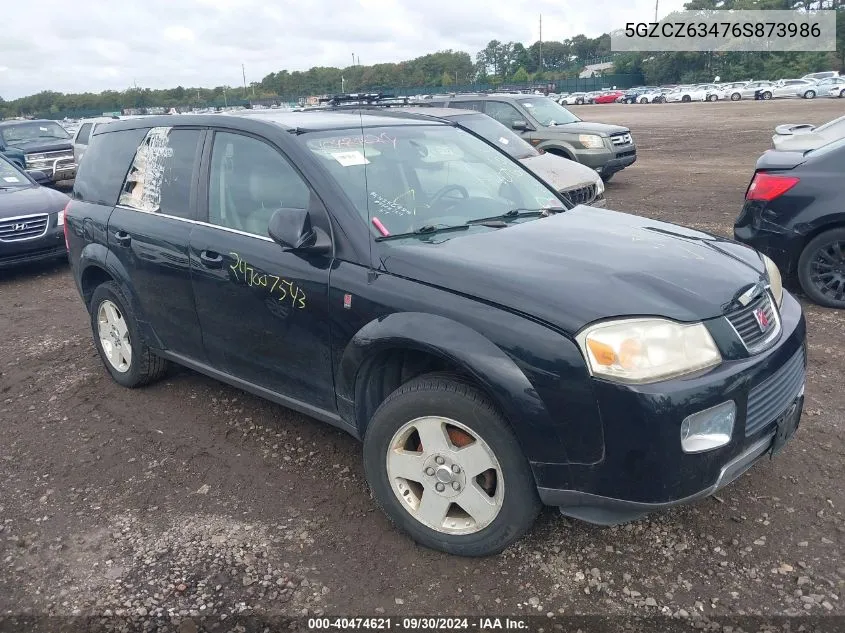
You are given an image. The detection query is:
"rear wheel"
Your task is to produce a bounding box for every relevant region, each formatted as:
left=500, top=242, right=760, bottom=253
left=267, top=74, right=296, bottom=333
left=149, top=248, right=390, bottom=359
left=803, top=90, right=816, bottom=99
left=363, top=373, right=541, bottom=556
left=762, top=91, right=773, bottom=100
left=708, top=94, right=718, bottom=102
left=731, top=92, right=741, bottom=101
left=90, top=282, right=169, bottom=387
left=682, top=95, right=691, bottom=103
left=797, top=228, right=845, bottom=309
left=840, top=89, right=845, bottom=98
left=639, top=96, right=648, bottom=104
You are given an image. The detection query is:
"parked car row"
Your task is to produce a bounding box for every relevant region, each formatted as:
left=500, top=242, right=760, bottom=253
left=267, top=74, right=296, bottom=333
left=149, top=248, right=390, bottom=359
left=560, top=71, right=844, bottom=105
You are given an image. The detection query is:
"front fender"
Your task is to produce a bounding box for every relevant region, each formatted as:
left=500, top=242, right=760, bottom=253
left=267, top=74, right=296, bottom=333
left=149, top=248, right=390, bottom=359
left=535, top=142, right=576, bottom=160
left=337, top=312, right=573, bottom=465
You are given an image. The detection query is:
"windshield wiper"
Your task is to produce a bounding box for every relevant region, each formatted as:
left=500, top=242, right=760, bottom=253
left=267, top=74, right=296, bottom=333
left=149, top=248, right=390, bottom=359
left=465, top=207, right=566, bottom=226
left=375, top=223, right=470, bottom=241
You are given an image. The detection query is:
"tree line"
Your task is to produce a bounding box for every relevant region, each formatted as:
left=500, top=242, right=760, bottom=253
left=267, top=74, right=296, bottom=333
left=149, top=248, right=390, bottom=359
left=1, top=0, right=842, bottom=118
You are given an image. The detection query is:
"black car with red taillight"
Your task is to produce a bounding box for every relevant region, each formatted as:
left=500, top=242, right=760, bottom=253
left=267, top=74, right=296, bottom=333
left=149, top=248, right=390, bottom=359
left=0, top=152, right=69, bottom=269
left=734, top=137, right=845, bottom=309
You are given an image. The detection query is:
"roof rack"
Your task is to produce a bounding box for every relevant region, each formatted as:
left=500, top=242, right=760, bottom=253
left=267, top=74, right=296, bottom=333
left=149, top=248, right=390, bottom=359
left=318, top=93, right=412, bottom=107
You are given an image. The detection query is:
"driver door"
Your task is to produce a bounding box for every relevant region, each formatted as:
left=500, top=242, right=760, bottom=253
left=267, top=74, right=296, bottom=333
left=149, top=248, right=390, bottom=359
left=189, top=130, right=336, bottom=410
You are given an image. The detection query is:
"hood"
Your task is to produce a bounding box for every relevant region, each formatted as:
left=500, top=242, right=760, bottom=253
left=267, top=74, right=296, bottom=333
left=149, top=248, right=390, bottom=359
left=7, top=139, right=73, bottom=153
left=544, top=121, right=629, bottom=137
left=520, top=153, right=600, bottom=191
left=0, top=185, right=69, bottom=218
left=380, top=206, right=766, bottom=334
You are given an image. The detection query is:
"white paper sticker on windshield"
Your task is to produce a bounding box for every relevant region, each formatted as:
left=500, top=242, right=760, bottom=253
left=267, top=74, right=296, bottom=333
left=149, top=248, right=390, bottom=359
left=498, top=137, right=509, bottom=145
left=523, top=103, right=534, bottom=108
left=332, top=151, right=370, bottom=166
left=3, top=176, right=21, bottom=182
left=39, top=126, right=49, bottom=131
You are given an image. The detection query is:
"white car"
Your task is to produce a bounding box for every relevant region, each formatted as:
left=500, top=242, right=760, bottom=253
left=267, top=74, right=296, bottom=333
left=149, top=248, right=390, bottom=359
left=828, top=83, right=845, bottom=98
left=802, top=71, right=840, bottom=81
left=635, top=88, right=669, bottom=103
left=663, top=85, right=702, bottom=102
left=772, top=114, right=845, bottom=151
left=816, top=77, right=845, bottom=97
left=560, top=92, right=587, bottom=105
left=716, top=82, right=750, bottom=101
left=759, top=79, right=820, bottom=100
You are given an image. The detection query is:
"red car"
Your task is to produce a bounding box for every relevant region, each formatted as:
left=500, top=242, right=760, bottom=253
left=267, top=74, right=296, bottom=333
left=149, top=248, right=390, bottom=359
left=593, top=90, right=625, bottom=104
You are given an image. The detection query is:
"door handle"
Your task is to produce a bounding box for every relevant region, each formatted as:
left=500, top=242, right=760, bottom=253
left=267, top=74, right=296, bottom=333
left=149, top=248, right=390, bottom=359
left=200, top=250, right=224, bottom=268
left=113, top=231, right=131, bottom=246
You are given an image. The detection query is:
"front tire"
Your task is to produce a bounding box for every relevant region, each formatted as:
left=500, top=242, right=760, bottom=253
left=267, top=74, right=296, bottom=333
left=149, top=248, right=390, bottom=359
left=803, top=90, right=816, bottom=99
left=90, top=282, right=169, bottom=387
left=762, top=91, right=773, bottom=100
left=731, top=92, right=741, bottom=101
left=708, top=94, right=718, bottom=102
left=363, top=373, right=541, bottom=556
left=639, top=97, right=648, bottom=104
left=797, top=228, right=845, bottom=309
left=682, top=95, right=691, bottom=103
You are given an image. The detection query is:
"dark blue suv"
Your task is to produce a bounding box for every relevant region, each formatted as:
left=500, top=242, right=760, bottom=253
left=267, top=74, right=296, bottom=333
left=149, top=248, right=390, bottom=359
left=65, top=111, right=806, bottom=556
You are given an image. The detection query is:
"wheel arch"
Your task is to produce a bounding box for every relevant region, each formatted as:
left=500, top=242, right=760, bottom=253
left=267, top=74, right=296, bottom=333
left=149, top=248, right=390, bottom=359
left=336, top=312, right=568, bottom=462
left=538, top=144, right=576, bottom=161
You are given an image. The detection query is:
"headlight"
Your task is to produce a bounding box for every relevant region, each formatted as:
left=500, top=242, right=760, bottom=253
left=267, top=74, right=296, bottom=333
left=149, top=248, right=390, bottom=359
left=26, top=153, right=46, bottom=162
left=595, top=177, right=605, bottom=196
left=576, top=318, right=722, bottom=384
left=57, top=209, right=65, bottom=226
left=761, top=254, right=783, bottom=307
left=578, top=134, right=604, bottom=149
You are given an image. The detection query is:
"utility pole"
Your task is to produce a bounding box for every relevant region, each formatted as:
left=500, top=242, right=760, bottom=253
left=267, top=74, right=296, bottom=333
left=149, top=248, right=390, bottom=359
left=242, top=64, right=247, bottom=98
left=655, top=0, right=659, bottom=22
left=352, top=53, right=355, bottom=66
left=539, top=14, right=543, bottom=73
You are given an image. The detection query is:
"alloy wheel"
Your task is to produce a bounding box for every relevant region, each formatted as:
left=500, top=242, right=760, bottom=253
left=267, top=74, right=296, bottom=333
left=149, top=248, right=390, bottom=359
left=97, top=299, right=132, bottom=373
left=809, top=240, right=845, bottom=303
left=385, top=416, right=504, bottom=535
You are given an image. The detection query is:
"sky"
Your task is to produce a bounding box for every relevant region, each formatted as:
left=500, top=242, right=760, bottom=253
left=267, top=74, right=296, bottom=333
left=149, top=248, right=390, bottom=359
left=0, top=0, right=689, bottom=100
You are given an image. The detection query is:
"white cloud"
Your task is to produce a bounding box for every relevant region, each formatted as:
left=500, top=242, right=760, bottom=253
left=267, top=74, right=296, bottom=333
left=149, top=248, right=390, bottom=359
left=2, top=0, right=689, bottom=99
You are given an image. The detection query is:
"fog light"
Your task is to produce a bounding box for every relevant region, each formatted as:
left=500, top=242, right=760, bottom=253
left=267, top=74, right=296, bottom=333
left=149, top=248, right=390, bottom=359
left=680, top=401, right=735, bottom=453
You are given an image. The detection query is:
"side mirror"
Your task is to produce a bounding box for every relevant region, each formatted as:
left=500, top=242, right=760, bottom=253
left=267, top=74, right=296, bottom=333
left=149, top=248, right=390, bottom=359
left=511, top=120, right=531, bottom=131
left=28, top=170, right=49, bottom=184
left=268, top=208, right=331, bottom=254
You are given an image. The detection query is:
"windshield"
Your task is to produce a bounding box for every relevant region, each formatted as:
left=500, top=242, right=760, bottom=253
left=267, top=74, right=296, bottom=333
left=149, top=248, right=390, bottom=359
left=451, top=114, right=538, bottom=160
left=303, top=125, right=561, bottom=239
left=517, top=98, right=580, bottom=126
left=1, top=121, right=70, bottom=144
left=0, top=156, right=31, bottom=188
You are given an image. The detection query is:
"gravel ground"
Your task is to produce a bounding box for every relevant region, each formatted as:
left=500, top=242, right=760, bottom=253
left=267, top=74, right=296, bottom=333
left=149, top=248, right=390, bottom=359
left=1, top=99, right=844, bottom=633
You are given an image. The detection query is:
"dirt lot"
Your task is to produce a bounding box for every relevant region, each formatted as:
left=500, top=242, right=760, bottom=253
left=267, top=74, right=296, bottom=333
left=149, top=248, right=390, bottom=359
left=1, top=99, right=844, bottom=632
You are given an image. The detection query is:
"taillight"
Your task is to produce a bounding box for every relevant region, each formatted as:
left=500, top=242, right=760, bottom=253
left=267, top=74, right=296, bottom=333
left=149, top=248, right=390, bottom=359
left=746, top=172, right=800, bottom=201
left=62, top=201, right=71, bottom=251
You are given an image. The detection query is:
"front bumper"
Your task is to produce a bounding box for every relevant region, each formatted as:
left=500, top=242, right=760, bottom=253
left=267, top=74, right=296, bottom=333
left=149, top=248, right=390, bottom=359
left=534, top=290, right=806, bottom=524
left=575, top=147, right=637, bottom=175
left=26, top=157, right=77, bottom=183
left=0, top=223, right=67, bottom=269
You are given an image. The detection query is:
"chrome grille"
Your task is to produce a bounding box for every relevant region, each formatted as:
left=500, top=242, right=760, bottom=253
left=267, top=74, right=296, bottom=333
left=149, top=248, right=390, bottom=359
left=610, top=133, right=633, bottom=146
left=26, top=149, right=73, bottom=161
left=725, top=291, right=780, bottom=353
left=561, top=183, right=596, bottom=206
left=745, top=347, right=805, bottom=436
left=0, top=214, right=49, bottom=242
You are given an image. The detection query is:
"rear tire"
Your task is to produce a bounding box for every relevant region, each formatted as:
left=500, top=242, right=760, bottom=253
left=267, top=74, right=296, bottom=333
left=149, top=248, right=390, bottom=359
left=839, top=89, right=845, bottom=98
left=639, top=97, right=648, bottom=104
left=731, top=92, right=741, bottom=101
left=363, top=373, right=541, bottom=556
left=804, top=90, right=816, bottom=99
left=708, top=94, right=718, bottom=102
left=797, top=228, right=845, bottom=309
left=762, top=91, right=773, bottom=100
left=90, top=282, right=169, bottom=388
left=682, top=95, right=691, bottom=103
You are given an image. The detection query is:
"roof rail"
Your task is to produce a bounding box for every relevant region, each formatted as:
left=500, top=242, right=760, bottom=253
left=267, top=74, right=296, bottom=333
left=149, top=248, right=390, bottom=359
left=319, top=93, right=412, bottom=107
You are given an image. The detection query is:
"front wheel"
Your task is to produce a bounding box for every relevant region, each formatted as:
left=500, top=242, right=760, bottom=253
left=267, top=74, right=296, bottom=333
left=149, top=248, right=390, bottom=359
left=681, top=95, right=691, bottom=102
left=762, top=91, right=773, bottom=100
left=90, top=282, right=169, bottom=387
left=797, top=228, right=845, bottom=309
left=708, top=94, right=718, bottom=102
left=803, top=90, right=816, bottom=99
left=639, top=97, right=648, bottom=104
left=731, top=92, right=741, bottom=101
left=840, top=89, right=845, bottom=98
left=363, top=374, right=541, bottom=556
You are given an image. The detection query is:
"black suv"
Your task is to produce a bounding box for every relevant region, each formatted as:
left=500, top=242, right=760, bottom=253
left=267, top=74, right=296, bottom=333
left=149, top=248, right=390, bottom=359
left=427, top=93, right=636, bottom=182
left=0, top=119, right=77, bottom=184
left=66, top=112, right=805, bottom=556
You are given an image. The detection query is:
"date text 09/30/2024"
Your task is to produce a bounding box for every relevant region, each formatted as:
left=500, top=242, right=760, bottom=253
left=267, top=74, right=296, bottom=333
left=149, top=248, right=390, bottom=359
left=307, top=617, right=529, bottom=630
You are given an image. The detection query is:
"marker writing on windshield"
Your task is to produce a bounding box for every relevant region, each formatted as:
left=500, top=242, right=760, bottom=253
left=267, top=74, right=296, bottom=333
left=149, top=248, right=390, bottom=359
left=372, top=217, right=390, bottom=237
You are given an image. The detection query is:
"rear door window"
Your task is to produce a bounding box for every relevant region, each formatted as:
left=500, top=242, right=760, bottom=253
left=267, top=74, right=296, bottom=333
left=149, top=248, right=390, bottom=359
left=484, top=101, right=524, bottom=128
left=118, top=127, right=203, bottom=219
left=76, top=123, right=93, bottom=145
left=73, top=127, right=150, bottom=206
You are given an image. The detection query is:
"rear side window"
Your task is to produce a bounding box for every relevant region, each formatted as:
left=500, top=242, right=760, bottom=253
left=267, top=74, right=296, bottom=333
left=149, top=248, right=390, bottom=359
left=73, top=127, right=150, bottom=206
left=450, top=101, right=484, bottom=112
left=76, top=123, right=93, bottom=145
left=118, top=127, right=203, bottom=219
